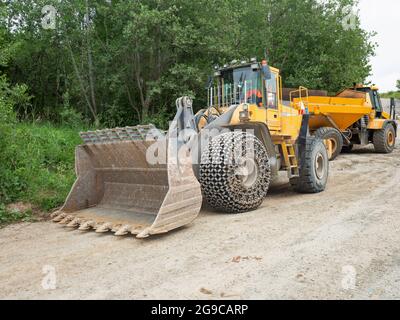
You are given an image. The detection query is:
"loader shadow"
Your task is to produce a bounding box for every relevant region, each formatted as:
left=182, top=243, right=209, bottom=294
left=198, top=180, right=299, bottom=219
left=347, top=149, right=375, bottom=155
left=52, top=178, right=313, bottom=241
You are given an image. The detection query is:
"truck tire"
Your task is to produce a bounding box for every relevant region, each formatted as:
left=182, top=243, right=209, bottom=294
left=314, top=127, right=343, bottom=161
left=199, top=131, right=271, bottom=213
left=373, top=123, right=396, bottom=153
left=290, top=138, right=329, bottom=193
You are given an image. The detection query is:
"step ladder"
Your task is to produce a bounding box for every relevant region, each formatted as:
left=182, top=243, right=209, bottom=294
left=283, top=142, right=299, bottom=179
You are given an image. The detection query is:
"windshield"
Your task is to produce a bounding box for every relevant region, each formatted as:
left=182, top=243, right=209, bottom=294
left=371, top=90, right=383, bottom=113
left=208, top=67, right=262, bottom=108
left=224, top=67, right=259, bottom=87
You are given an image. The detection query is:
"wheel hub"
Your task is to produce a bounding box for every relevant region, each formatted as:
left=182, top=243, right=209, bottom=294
left=315, top=153, right=325, bottom=180
left=235, top=157, right=259, bottom=189
left=328, top=138, right=337, bottom=154
left=387, top=131, right=395, bottom=146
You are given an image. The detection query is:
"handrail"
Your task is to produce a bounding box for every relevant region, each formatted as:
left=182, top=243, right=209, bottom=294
left=290, top=86, right=309, bottom=112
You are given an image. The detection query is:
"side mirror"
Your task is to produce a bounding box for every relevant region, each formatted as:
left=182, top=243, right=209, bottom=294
left=262, top=65, right=272, bottom=80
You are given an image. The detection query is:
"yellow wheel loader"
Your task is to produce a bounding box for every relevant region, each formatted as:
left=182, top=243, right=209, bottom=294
left=52, top=59, right=330, bottom=237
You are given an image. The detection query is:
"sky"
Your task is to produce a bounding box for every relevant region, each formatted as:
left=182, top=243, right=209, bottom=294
left=358, top=0, right=400, bottom=92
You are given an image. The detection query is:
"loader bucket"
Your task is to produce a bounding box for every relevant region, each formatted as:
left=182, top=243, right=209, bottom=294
left=52, top=97, right=202, bottom=238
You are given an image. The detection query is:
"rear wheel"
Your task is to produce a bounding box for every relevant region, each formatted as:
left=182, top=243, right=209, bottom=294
left=199, top=132, right=271, bottom=213
left=290, top=138, right=329, bottom=193
left=373, top=123, right=396, bottom=153
left=314, top=127, right=343, bottom=161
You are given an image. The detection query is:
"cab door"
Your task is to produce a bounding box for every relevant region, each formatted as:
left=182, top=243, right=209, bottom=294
left=264, top=71, right=281, bottom=130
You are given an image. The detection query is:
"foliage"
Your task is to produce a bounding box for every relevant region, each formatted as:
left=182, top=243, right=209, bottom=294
left=0, top=122, right=83, bottom=211
left=381, top=91, right=400, bottom=99
left=0, top=74, right=32, bottom=122
left=381, top=80, right=400, bottom=99
left=0, top=203, right=33, bottom=226
left=0, top=0, right=376, bottom=128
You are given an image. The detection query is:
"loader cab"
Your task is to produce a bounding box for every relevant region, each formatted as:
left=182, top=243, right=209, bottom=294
left=208, top=59, right=280, bottom=110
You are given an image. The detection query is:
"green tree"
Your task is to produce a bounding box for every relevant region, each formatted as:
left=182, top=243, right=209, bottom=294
left=1, top=0, right=377, bottom=127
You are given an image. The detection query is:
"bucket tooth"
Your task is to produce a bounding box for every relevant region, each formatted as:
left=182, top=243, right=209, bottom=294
left=111, top=225, right=122, bottom=233
left=50, top=211, right=61, bottom=219
left=114, top=225, right=131, bottom=236
left=59, top=215, right=75, bottom=225
left=79, top=220, right=95, bottom=231
left=136, top=229, right=151, bottom=239
left=52, top=213, right=67, bottom=223
left=95, top=223, right=113, bottom=233
left=67, top=218, right=82, bottom=228
left=131, top=226, right=144, bottom=235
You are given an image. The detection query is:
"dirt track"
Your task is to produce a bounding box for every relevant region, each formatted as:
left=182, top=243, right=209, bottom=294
left=1, top=140, right=400, bottom=300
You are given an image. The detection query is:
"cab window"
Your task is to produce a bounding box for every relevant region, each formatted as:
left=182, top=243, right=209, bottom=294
left=265, top=72, right=278, bottom=109
left=371, top=90, right=383, bottom=113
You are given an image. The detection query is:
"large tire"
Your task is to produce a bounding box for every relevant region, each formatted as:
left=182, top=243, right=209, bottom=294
left=290, top=138, right=329, bottom=193
left=314, top=127, right=343, bottom=161
left=199, top=132, right=271, bottom=213
left=373, top=123, right=396, bottom=153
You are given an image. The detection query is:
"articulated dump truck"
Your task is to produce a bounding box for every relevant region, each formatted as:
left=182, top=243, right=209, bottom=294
left=52, top=58, right=396, bottom=238
left=291, top=85, right=397, bottom=160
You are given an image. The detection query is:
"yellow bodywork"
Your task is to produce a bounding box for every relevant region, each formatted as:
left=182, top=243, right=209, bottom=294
left=197, top=62, right=395, bottom=173
left=293, top=92, right=391, bottom=132
left=229, top=103, right=302, bottom=140
left=225, top=67, right=304, bottom=175
left=368, top=118, right=388, bottom=130
left=218, top=67, right=303, bottom=142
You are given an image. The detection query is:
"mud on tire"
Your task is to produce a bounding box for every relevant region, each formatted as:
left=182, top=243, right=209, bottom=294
left=199, top=132, right=271, bottom=213
left=290, top=137, right=329, bottom=193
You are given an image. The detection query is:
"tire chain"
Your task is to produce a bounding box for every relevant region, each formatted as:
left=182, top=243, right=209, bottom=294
left=199, top=131, right=271, bottom=213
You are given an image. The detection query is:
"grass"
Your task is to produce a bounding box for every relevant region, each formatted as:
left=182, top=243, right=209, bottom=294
left=0, top=203, right=34, bottom=226
left=0, top=121, right=84, bottom=225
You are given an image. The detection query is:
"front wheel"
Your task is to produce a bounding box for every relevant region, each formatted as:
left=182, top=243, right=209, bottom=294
left=199, top=132, right=271, bottom=213
left=290, top=138, right=329, bottom=193
left=373, top=123, right=396, bottom=153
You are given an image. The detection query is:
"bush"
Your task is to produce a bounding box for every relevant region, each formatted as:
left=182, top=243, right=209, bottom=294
left=0, top=203, right=33, bottom=226
left=0, top=122, right=83, bottom=212
left=60, top=107, right=85, bottom=128
left=0, top=74, right=32, bottom=121
left=1, top=73, right=83, bottom=215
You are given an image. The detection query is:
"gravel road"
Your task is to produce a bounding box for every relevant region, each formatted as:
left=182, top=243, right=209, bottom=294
left=1, top=139, right=400, bottom=300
